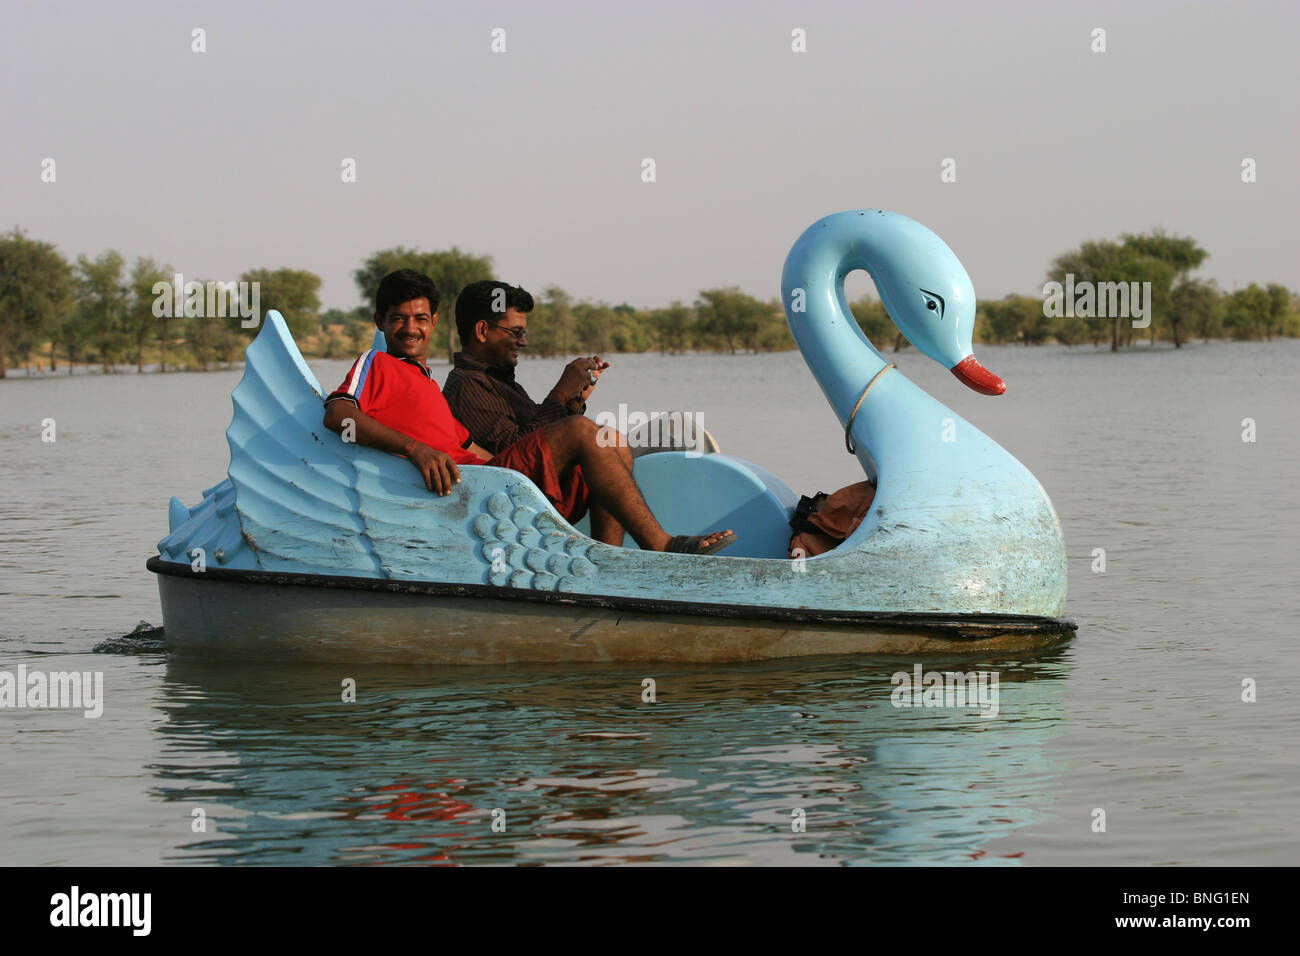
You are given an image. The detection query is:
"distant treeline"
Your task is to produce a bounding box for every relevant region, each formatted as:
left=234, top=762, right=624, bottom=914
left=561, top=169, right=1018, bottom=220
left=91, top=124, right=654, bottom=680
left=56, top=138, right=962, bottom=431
left=1, top=227, right=1295, bottom=377
left=975, top=230, right=1297, bottom=349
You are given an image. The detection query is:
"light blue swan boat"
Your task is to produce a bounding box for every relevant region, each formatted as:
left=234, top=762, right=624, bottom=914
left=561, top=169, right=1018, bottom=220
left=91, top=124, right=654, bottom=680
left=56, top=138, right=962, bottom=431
left=148, top=210, right=1073, bottom=663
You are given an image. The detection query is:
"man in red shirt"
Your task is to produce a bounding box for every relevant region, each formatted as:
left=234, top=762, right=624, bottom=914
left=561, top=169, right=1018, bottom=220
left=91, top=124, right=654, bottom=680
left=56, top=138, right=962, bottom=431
left=322, top=269, right=733, bottom=555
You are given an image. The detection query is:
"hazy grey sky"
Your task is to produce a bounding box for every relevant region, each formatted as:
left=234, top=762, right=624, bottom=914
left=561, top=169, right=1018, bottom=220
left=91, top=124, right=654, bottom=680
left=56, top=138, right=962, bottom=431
left=3, top=0, right=1296, bottom=311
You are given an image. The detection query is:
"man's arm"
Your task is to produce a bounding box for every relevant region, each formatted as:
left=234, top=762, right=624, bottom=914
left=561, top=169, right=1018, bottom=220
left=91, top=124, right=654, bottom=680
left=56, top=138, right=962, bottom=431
left=323, top=398, right=486, bottom=495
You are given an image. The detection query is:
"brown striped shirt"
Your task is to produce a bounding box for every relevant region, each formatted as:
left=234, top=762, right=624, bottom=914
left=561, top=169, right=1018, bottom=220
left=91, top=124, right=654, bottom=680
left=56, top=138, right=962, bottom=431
left=443, top=352, right=582, bottom=455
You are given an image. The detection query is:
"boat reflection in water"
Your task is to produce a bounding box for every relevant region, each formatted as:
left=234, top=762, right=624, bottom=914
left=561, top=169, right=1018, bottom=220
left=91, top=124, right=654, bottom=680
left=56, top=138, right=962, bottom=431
left=152, top=650, right=1070, bottom=865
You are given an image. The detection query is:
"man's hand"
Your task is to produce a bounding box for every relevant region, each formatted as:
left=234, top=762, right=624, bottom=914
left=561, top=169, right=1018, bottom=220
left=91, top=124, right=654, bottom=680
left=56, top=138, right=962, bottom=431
left=554, top=356, right=609, bottom=406
left=405, top=441, right=461, bottom=496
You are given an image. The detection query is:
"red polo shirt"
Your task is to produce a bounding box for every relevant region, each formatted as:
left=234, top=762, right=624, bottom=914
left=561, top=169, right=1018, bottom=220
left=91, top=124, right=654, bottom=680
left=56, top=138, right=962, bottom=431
left=327, top=350, right=479, bottom=465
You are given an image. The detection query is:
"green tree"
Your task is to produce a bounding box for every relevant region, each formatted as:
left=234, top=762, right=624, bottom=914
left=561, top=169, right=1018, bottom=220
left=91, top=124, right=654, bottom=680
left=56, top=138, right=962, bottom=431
left=1048, top=230, right=1206, bottom=350
left=1048, top=240, right=1119, bottom=349
left=1223, top=284, right=1273, bottom=340
left=1119, top=229, right=1207, bottom=345
left=425, top=249, right=496, bottom=361
left=74, top=250, right=129, bottom=372
left=1120, top=230, right=1208, bottom=274
left=610, top=304, right=652, bottom=353
left=1015, top=294, right=1055, bottom=345
left=648, top=301, right=695, bottom=353
left=1052, top=309, right=1084, bottom=347
left=975, top=298, right=1016, bottom=345
left=573, top=301, right=617, bottom=354
left=1264, top=284, right=1293, bottom=340
left=186, top=281, right=247, bottom=370
left=0, top=229, right=74, bottom=377
left=544, top=286, right=575, bottom=356
left=977, top=294, right=1049, bottom=346
left=757, top=298, right=795, bottom=350
left=695, top=287, right=771, bottom=353
left=353, top=246, right=427, bottom=312
left=1169, top=278, right=1221, bottom=347
left=525, top=285, right=575, bottom=357
left=127, top=257, right=173, bottom=371
left=240, top=268, right=321, bottom=340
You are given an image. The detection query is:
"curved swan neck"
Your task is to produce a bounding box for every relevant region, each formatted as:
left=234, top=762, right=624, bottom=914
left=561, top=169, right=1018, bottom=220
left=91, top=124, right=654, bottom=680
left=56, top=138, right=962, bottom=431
left=781, top=212, right=910, bottom=421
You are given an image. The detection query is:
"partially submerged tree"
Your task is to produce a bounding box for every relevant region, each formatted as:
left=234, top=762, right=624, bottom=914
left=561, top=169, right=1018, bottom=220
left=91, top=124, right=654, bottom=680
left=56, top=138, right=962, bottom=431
left=1169, top=277, right=1221, bottom=347
left=650, top=300, right=696, bottom=354
left=695, top=287, right=777, bottom=354
left=1223, top=284, right=1274, bottom=340
left=1046, top=230, right=1205, bottom=350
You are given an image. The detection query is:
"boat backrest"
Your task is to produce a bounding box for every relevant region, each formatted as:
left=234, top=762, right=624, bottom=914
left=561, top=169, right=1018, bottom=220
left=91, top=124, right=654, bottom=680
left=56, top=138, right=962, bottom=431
left=574, top=452, right=798, bottom=559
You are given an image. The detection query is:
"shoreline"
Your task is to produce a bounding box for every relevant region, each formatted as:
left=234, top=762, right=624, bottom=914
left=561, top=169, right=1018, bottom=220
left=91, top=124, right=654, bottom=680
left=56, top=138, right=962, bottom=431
left=3, top=335, right=1296, bottom=380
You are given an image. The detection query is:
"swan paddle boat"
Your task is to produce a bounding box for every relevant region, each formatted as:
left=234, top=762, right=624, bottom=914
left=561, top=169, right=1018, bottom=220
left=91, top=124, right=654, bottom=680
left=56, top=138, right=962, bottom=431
left=148, top=210, right=1073, bottom=663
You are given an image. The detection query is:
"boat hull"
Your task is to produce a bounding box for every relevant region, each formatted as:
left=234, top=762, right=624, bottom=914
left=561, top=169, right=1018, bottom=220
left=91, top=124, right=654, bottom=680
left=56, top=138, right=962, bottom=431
left=150, top=558, right=1075, bottom=665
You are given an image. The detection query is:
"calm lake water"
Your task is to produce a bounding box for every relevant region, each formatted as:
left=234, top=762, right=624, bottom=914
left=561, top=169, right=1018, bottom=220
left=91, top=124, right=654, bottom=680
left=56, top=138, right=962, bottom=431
left=1, top=340, right=1297, bottom=865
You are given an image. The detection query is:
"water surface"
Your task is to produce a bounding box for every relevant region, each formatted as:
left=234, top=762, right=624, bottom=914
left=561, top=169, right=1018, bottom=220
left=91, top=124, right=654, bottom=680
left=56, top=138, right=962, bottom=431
left=1, top=340, right=1296, bottom=864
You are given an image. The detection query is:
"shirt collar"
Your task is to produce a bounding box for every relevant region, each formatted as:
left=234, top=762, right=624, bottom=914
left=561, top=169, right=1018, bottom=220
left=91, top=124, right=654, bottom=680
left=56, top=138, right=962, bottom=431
left=389, top=351, right=432, bottom=379
left=453, top=351, right=515, bottom=383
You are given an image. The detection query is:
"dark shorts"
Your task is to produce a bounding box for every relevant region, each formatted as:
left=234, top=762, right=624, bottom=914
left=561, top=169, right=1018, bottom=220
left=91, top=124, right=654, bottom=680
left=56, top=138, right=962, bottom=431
left=486, top=427, right=589, bottom=523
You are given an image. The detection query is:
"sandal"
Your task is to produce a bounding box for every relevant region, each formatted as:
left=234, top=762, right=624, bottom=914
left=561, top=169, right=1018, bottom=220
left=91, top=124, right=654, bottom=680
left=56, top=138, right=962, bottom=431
left=665, top=531, right=736, bottom=556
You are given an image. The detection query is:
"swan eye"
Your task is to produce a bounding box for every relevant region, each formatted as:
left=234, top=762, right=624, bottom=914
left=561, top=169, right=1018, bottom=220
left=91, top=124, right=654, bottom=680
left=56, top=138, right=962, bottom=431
left=919, top=288, right=945, bottom=318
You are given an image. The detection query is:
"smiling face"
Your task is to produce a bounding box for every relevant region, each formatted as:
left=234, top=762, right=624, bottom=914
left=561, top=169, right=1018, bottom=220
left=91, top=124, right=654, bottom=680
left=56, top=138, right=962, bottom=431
left=472, top=306, right=528, bottom=369
left=377, top=297, right=435, bottom=363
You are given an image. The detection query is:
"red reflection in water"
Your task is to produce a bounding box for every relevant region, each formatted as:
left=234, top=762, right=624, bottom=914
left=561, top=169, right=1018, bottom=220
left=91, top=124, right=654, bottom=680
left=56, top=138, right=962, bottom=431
left=370, top=779, right=477, bottom=823
left=335, top=777, right=484, bottom=866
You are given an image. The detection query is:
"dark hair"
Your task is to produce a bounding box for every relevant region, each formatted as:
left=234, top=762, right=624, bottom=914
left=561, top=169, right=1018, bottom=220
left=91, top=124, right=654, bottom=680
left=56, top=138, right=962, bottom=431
left=375, top=269, right=440, bottom=317
left=455, top=280, right=534, bottom=344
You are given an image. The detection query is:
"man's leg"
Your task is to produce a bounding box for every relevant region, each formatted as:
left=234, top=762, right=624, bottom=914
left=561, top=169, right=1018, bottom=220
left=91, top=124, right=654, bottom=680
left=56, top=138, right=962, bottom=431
left=587, top=428, right=630, bottom=546
left=544, top=417, right=730, bottom=553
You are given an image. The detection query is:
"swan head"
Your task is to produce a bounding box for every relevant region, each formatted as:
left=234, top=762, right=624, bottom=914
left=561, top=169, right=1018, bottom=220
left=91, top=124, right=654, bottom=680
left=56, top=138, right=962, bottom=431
left=869, top=212, right=1005, bottom=395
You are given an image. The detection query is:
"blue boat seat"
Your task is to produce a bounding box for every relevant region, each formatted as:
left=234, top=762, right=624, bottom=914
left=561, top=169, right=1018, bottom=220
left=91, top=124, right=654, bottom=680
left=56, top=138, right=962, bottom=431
left=574, top=451, right=798, bottom=559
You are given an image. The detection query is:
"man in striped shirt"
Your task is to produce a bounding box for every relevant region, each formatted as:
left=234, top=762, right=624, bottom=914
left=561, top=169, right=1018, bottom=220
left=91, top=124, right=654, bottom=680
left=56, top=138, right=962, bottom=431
left=443, top=281, right=604, bottom=457
left=444, top=280, right=619, bottom=540
left=322, top=270, right=734, bottom=555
